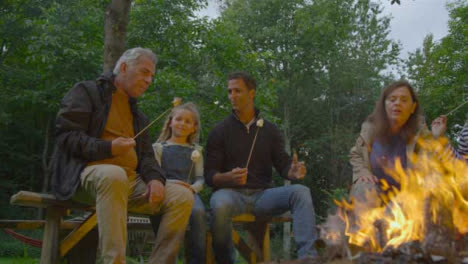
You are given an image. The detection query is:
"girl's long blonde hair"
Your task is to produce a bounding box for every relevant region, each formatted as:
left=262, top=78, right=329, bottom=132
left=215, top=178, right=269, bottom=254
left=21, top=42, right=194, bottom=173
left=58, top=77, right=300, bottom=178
left=157, top=102, right=201, bottom=144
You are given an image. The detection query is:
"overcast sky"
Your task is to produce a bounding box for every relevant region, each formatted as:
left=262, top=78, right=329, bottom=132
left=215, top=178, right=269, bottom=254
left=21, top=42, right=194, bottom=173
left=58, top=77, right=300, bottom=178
left=380, top=0, right=450, bottom=59
left=197, top=0, right=451, bottom=60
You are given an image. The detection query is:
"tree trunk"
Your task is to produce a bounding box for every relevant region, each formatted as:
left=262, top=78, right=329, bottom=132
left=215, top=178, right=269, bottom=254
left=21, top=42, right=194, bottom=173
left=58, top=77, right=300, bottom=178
left=103, top=0, right=132, bottom=72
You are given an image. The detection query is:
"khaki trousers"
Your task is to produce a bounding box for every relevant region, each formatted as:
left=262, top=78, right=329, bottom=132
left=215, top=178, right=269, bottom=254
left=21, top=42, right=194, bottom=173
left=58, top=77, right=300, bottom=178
left=73, top=164, right=194, bottom=264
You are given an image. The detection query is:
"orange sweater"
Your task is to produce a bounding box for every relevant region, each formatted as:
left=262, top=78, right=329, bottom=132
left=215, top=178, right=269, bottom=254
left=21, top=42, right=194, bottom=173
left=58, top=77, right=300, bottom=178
left=89, top=88, right=138, bottom=179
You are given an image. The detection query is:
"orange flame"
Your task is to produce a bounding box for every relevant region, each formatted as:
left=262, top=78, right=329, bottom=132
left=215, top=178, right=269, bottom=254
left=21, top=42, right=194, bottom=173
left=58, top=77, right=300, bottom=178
left=331, top=137, right=468, bottom=252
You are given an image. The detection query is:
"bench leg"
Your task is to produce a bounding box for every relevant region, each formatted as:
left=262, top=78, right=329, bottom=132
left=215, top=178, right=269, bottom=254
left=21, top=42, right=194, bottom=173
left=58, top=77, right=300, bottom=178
left=233, top=229, right=257, bottom=263
left=245, top=221, right=270, bottom=263
left=40, top=207, right=63, bottom=264
left=262, top=224, right=270, bottom=261
left=60, top=211, right=97, bottom=257
left=205, top=231, right=215, bottom=264
left=66, top=228, right=98, bottom=264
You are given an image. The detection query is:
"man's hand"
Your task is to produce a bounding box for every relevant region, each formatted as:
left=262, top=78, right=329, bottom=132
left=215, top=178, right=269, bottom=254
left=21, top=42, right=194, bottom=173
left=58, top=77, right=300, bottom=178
left=230, top=167, right=247, bottom=185
left=431, top=115, right=447, bottom=139
left=111, top=137, right=136, bottom=156
left=212, top=167, right=247, bottom=187
left=142, top=180, right=165, bottom=208
left=287, top=153, right=306, bottom=180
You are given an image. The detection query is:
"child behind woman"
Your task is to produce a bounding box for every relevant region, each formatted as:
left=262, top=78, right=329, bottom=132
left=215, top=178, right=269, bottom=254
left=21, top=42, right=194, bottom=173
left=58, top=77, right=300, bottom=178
left=431, top=115, right=468, bottom=163
left=152, top=102, right=207, bottom=264
left=459, top=122, right=468, bottom=160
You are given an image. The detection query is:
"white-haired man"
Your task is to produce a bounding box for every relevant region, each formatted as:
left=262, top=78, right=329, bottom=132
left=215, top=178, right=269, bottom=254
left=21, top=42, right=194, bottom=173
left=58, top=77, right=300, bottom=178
left=51, top=47, right=193, bottom=263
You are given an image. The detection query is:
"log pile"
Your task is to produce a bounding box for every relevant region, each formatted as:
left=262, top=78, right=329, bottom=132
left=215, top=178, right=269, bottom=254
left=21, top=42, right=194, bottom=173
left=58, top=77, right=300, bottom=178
left=267, top=203, right=468, bottom=264
left=263, top=237, right=468, bottom=264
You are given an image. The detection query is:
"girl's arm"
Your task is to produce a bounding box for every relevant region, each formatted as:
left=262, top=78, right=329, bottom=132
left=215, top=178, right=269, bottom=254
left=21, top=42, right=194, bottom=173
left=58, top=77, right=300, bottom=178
left=191, top=145, right=204, bottom=193
left=191, top=178, right=204, bottom=193
left=152, top=142, right=163, bottom=166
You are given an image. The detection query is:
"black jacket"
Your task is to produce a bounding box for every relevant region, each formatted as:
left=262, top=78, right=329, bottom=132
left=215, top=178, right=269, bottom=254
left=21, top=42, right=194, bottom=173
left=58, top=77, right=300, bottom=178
left=204, top=110, right=291, bottom=189
left=51, top=72, right=166, bottom=200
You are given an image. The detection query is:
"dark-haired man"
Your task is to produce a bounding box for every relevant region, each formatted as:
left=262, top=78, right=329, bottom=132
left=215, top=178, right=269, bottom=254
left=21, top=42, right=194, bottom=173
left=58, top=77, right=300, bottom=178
left=205, top=71, right=318, bottom=263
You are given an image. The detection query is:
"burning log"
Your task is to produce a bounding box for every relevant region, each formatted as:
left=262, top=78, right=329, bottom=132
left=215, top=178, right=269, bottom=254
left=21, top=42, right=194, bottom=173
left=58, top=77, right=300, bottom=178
left=262, top=257, right=352, bottom=264
left=315, top=138, right=468, bottom=263
left=317, top=201, right=467, bottom=263
left=374, top=219, right=389, bottom=250
left=422, top=195, right=457, bottom=260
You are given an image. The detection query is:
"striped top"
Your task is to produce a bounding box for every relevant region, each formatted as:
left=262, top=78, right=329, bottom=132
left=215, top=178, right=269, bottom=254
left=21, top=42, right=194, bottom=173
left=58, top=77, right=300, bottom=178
left=457, top=125, right=468, bottom=158
left=443, top=124, right=468, bottom=163
left=433, top=124, right=468, bottom=164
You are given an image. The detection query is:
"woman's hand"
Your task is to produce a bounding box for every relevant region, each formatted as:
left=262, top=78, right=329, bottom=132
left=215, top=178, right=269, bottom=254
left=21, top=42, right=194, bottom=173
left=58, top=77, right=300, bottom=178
left=358, top=175, right=378, bottom=183
left=431, top=115, right=447, bottom=139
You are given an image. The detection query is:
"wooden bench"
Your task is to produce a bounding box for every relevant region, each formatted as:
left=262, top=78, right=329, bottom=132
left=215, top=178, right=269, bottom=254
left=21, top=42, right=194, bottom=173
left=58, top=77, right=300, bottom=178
left=7, top=191, right=291, bottom=264
left=205, top=213, right=292, bottom=264
left=8, top=191, right=101, bottom=264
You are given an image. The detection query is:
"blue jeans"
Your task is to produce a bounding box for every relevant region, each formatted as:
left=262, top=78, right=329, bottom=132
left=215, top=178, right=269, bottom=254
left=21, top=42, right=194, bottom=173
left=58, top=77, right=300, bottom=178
left=187, top=194, right=207, bottom=264
left=210, top=184, right=317, bottom=263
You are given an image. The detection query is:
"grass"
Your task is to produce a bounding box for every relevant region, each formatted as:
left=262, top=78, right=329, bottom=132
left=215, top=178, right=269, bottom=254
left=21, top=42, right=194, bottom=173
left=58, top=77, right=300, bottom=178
left=0, top=253, right=257, bottom=264
left=0, top=257, right=39, bottom=264
left=0, top=257, right=141, bottom=264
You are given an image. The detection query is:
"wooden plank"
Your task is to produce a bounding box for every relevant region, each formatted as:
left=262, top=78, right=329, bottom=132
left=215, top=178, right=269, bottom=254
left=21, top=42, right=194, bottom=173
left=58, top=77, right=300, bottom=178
left=205, top=231, right=215, bottom=264
left=270, top=215, right=292, bottom=223
left=10, top=191, right=90, bottom=209
left=0, top=219, right=152, bottom=231
left=232, top=213, right=292, bottom=223
left=0, top=220, right=82, bottom=230
left=40, top=207, right=63, bottom=264
left=233, top=214, right=256, bottom=222
left=263, top=224, right=270, bottom=261
left=60, top=211, right=97, bottom=257
left=233, top=229, right=256, bottom=264
left=0, top=220, right=47, bottom=229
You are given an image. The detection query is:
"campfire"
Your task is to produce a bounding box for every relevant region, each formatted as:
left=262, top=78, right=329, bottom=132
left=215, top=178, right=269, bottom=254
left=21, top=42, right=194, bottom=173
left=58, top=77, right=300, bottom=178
left=319, top=137, right=468, bottom=263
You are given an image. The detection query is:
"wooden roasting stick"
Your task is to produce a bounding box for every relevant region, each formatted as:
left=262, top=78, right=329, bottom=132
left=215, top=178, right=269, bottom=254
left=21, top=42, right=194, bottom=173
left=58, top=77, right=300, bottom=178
left=445, top=99, right=468, bottom=116
left=133, top=97, right=182, bottom=139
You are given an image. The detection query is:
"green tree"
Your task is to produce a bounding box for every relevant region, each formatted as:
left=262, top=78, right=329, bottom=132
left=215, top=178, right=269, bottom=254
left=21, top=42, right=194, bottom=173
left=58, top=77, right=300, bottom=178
left=0, top=0, right=105, bottom=218
left=218, top=0, right=400, bottom=218
left=406, top=0, right=467, bottom=133
left=125, top=0, right=265, bottom=141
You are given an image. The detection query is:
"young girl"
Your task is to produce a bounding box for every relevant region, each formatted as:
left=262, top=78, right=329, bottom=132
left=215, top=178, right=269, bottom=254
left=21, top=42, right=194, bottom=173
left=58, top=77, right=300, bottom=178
left=153, top=102, right=206, bottom=264
left=431, top=114, right=468, bottom=163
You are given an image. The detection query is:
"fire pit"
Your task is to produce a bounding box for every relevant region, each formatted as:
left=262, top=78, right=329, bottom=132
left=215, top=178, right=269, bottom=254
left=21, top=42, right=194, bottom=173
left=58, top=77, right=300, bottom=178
left=315, top=138, right=468, bottom=264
